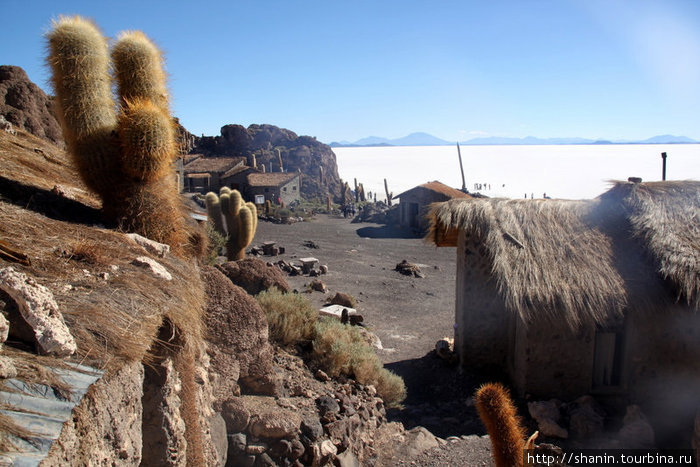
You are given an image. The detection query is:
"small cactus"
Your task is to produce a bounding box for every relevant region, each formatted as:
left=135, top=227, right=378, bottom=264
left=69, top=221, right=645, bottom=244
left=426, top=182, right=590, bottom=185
left=475, top=382, right=527, bottom=467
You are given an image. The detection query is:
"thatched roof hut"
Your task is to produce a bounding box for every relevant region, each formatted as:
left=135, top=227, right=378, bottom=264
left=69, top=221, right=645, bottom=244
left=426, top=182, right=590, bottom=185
left=429, top=180, right=699, bottom=327
left=428, top=180, right=700, bottom=444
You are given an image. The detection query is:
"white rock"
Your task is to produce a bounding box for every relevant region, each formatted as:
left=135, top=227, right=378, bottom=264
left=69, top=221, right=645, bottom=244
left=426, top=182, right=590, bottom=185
left=0, top=356, right=16, bottom=378
left=528, top=400, right=568, bottom=439
left=319, top=439, right=337, bottom=457
left=126, top=233, right=170, bottom=258
left=131, top=256, right=172, bottom=281
left=0, top=267, right=76, bottom=356
left=0, top=313, right=8, bottom=346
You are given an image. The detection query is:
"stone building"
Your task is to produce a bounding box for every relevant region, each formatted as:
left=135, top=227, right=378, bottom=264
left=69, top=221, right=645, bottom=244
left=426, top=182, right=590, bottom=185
left=429, top=180, right=700, bottom=446
left=395, top=181, right=470, bottom=232
left=245, top=172, right=301, bottom=206
left=182, top=156, right=245, bottom=193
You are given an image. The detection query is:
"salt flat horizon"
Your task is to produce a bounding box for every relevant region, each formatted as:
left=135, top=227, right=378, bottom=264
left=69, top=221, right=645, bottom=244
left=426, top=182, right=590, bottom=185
left=332, top=144, right=700, bottom=202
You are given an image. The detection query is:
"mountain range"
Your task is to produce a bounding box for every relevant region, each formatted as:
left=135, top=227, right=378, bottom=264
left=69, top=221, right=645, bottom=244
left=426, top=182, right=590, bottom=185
left=329, top=132, right=698, bottom=147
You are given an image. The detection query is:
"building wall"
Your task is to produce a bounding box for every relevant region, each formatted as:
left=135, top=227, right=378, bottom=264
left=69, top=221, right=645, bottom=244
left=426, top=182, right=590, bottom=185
left=399, top=190, right=449, bottom=232
left=279, top=177, right=301, bottom=205
left=247, top=177, right=300, bottom=206
left=510, top=318, right=595, bottom=399
left=455, top=230, right=510, bottom=370
left=624, top=305, right=700, bottom=447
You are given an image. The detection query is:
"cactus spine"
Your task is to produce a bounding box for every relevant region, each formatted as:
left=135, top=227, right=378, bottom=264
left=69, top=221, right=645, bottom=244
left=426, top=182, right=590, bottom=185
left=474, top=383, right=527, bottom=467
left=384, top=178, right=393, bottom=206
left=47, top=17, right=187, bottom=254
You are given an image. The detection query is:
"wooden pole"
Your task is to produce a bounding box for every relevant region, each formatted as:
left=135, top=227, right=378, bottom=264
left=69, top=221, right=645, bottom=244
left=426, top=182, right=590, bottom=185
left=457, top=143, right=466, bottom=192
left=661, top=152, right=667, bottom=181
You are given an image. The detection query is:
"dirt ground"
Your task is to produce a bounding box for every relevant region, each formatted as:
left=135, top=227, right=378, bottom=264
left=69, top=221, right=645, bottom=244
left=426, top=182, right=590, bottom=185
left=255, top=213, right=497, bottom=465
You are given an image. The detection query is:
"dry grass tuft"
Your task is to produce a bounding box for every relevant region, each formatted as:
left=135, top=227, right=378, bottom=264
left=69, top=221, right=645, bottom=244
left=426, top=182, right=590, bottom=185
left=313, top=318, right=406, bottom=407
left=66, top=239, right=106, bottom=265
left=256, top=289, right=316, bottom=346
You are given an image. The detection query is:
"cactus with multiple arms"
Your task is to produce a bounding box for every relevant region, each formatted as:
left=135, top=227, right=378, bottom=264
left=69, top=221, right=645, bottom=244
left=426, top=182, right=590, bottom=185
left=207, top=189, right=257, bottom=261
left=47, top=16, right=187, bottom=253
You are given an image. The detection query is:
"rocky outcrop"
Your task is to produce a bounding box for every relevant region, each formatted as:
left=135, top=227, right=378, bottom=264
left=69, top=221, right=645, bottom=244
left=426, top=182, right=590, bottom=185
left=216, top=258, right=290, bottom=296
left=201, top=266, right=276, bottom=400
left=0, top=66, right=62, bottom=145
left=193, top=123, right=342, bottom=201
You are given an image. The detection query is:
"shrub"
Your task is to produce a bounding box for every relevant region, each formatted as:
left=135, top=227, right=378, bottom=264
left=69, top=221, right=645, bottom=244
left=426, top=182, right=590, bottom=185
left=205, top=223, right=226, bottom=265
left=256, top=289, right=316, bottom=346
left=313, top=318, right=406, bottom=407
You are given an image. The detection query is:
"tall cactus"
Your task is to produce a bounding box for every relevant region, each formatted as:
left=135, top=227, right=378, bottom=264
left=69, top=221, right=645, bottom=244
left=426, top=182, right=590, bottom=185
left=47, top=16, right=187, bottom=254
left=205, top=192, right=226, bottom=236
left=277, top=148, right=284, bottom=172
left=475, top=382, right=527, bottom=467
left=219, top=189, right=256, bottom=261
left=384, top=178, right=393, bottom=206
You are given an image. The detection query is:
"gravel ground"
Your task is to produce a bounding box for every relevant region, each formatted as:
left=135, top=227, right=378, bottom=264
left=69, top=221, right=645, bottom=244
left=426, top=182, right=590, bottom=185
left=255, top=214, right=496, bottom=466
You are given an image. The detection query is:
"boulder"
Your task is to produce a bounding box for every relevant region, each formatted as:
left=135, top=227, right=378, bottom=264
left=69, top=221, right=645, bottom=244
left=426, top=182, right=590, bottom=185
left=130, top=256, right=172, bottom=281
left=567, top=395, right=605, bottom=439
left=248, top=409, right=302, bottom=439
left=328, top=292, right=355, bottom=308
left=0, top=267, right=76, bottom=356
left=201, top=266, right=275, bottom=401
left=221, top=398, right=251, bottom=433
left=617, top=405, right=655, bottom=448
left=125, top=233, right=170, bottom=258
left=528, top=400, right=568, bottom=439
left=216, top=259, right=290, bottom=296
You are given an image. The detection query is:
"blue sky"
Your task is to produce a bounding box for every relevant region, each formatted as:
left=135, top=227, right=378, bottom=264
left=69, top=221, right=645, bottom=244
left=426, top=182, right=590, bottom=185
left=3, top=0, right=700, bottom=143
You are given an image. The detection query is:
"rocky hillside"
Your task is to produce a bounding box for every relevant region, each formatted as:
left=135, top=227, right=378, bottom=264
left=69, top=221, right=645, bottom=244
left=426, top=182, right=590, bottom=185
left=194, top=124, right=342, bottom=202
left=0, top=66, right=62, bottom=145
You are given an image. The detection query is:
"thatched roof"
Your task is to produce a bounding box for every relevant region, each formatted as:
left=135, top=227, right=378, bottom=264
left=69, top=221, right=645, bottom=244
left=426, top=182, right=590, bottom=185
left=247, top=172, right=299, bottom=187
left=396, top=181, right=471, bottom=200
left=184, top=156, right=244, bottom=174
left=428, top=180, right=700, bottom=327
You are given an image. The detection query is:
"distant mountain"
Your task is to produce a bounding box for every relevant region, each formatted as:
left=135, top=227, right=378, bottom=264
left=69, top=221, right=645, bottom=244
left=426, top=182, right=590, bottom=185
left=330, top=132, right=698, bottom=147
left=638, top=135, right=697, bottom=144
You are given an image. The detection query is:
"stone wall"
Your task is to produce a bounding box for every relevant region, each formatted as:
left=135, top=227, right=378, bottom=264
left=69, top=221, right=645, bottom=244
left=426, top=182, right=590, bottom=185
left=625, top=306, right=700, bottom=448
left=511, top=319, right=595, bottom=399
left=455, top=231, right=510, bottom=370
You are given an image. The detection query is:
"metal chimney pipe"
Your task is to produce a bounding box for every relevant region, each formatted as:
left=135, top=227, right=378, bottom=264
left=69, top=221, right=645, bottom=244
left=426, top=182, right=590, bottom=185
left=661, top=152, right=667, bottom=181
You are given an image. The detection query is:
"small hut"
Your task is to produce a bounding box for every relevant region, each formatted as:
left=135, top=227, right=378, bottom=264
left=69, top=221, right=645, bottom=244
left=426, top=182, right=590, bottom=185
left=183, top=156, right=245, bottom=193
left=429, top=180, right=700, bottom=445
left=395, top=181, right=470, bottom=232
left=246, top=172, right=301, bottom=205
